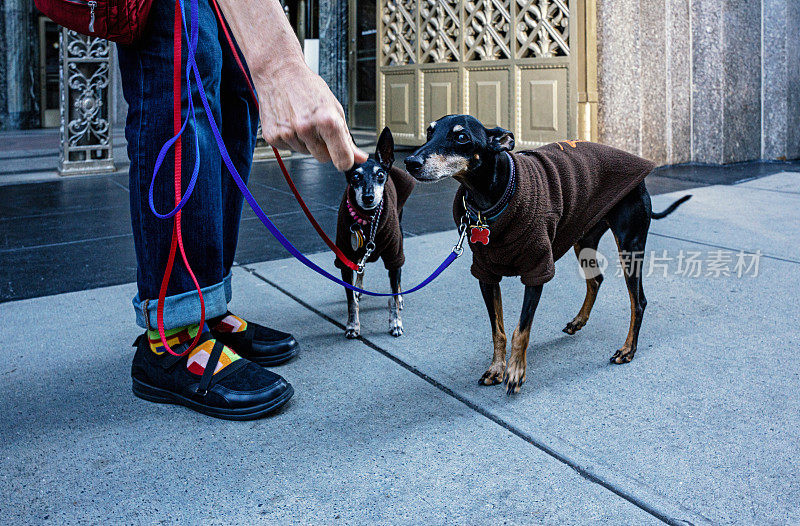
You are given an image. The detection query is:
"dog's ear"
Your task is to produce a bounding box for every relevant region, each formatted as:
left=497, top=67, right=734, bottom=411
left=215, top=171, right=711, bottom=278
left=486, top=127, right=515, bottom=152
left=376, top=127, right=395, bottom=168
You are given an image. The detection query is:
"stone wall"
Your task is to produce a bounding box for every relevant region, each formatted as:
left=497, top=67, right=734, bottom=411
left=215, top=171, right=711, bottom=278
left=596, top=0, right=800, bottom=164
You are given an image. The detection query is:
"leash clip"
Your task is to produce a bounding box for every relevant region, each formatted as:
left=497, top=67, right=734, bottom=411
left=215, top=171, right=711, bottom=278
left=453, top=220, right=468, bottom=256
left=357, top=241, right=376, bottom=274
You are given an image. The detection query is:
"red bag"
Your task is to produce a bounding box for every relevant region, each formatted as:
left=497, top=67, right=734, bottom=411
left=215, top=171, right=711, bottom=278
left=34, top=0, right=155, bottom=45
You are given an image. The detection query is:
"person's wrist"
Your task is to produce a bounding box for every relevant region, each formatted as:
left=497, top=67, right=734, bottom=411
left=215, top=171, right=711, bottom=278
left=252, top=55, right=310, bottom=93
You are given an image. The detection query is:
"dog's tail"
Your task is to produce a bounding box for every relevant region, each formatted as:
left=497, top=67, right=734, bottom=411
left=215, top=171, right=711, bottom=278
left=652, top=195, right=691, bottom=219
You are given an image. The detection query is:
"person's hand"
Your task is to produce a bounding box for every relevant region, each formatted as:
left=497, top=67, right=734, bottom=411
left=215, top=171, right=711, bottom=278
left=256, top=62, right=368, bottom=171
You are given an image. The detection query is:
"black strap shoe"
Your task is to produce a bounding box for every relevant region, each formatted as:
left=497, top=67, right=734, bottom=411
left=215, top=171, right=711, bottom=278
left=209, top=312, right=299, bottom=366
left=131, top=332, right=293, bottom=420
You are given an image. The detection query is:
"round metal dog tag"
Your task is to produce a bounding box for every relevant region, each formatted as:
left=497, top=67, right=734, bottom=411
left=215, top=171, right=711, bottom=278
left=350, top=227, right=364, bottom=251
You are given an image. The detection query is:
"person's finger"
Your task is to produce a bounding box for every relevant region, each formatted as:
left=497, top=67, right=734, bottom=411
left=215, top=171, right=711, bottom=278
left=282, top=130, right=309, bottom=155
left=264, top=126, right=309, bottom=154
left=296, top=120, right=332, bottom=164
left=262, top=127, right=290, bottom=151
left=316, top=112, right=355, bottom=171
left=265, top=137, right=291, bottom=151
left=333, top=98, right=346, bottom=120
left=352, top=139, right=368, bottom=164
left=322, top=98, right=367, bottom=165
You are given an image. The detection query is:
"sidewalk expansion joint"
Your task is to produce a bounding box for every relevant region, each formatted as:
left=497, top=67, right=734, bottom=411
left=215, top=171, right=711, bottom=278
left=240, top=263, right=714, bottom=526
left=0, top=233, right=132, bottom=254
left=650, top=232, right=800, bottom=265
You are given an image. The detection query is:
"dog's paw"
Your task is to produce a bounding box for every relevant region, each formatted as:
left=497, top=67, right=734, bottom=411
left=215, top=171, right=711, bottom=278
left=504, top=361, right=526, bottom=395
left=389, top=315, right=404, bottom=337
left=562, top=318, right=587, bottom=335
left=610, top=347, right=636, bottom=364
left=388, top=297, right=403, bottom=337
left=479, top=362, right=505, bottom=386
left=344, top=323, right=360, bottom=339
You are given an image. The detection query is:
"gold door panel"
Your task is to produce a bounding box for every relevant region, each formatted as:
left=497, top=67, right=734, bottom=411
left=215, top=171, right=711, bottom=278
left=377, top=0, right=580, bottom=148
left=422, top=68, right=459, bottom=127
left=382, top=71, right=417, bottom=140
left=518, top=65, right=568, bottom=144
left=466, top=67, right=510, bottom=129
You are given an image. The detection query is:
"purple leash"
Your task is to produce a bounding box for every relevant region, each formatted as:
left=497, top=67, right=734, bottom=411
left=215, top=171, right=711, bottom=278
left=149, top=0, right=466, bottom=297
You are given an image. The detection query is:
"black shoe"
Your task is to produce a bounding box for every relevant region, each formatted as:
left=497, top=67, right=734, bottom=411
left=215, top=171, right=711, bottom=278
left=209, top=312, right=299, bottom=366
left=131, top=332, right=293, bottom=420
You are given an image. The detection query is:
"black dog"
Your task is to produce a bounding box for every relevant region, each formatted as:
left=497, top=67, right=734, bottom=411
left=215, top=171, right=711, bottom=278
left=404, top=115, right=690, bottom=394
left=335, top=128, right=415, bottom=339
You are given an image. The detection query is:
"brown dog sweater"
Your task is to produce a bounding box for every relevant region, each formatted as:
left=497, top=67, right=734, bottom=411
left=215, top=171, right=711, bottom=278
left=335, top=166, right=416, bottom=271
left=453, top=141, right=655, bottom=286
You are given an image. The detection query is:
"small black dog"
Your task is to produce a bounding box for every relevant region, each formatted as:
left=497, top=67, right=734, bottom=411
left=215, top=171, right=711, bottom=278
left=404, top=115, right=689, bottom=393
left=335, top=128, right=415, bottom=339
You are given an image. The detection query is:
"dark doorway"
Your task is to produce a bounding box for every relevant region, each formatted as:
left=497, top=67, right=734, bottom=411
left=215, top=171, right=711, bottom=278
left=38, top=17, right=61, bottom=128
left=348, top=0, right=376, bottom=130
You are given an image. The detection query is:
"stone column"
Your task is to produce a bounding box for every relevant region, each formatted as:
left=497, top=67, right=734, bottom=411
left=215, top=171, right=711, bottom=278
left=719, top=0, right=761, bottom=163
left=318, top=0, right=349, bottom=118
left=789, top=1, right=800, bottom=160
left=763, top=0, right=800, bottom=160
left=1, top=0, right=37, bottom=130
left=689, top=0, right=725, bottom=164
left=597, top=0, right=798, bottom=165
left=691, top=0, right=770, bottom=163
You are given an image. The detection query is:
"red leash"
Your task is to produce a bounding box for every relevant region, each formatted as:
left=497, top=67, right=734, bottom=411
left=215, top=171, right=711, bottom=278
left=156, top=0, right=360, bottom=354
left=210, top=0, right=359, bottom=271
left=155, top=0, right=206, bottom=357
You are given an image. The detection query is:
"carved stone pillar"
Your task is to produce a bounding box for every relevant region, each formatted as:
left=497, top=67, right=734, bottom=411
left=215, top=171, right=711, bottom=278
left=59, top=28, right=115, bottom=175
left=1, top=0, right=37, bottom=130
left=318, top=0, right=349, bottom=117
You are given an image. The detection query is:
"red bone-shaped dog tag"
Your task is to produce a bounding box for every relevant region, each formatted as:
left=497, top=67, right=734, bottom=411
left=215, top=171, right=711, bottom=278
left=470, top=227, right=490, bottom=245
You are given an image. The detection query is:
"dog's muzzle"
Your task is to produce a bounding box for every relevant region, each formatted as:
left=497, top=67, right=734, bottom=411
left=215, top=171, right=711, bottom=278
left=404, top=155, right=424, bottom=177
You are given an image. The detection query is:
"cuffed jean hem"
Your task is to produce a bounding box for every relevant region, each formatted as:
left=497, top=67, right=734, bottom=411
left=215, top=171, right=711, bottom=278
left=133, top=272, right=232, bottom=330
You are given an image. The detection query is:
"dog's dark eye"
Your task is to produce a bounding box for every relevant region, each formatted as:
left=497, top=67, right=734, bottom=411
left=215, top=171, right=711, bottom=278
left=455, top=132, right=469, bottom=144
left=377, top=173, right=386, bottom=183
left=351, top=174, right=361, bottom=184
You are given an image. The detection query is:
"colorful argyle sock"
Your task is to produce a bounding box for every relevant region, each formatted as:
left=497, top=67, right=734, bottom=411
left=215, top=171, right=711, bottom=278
left=147, top=324, right=201, bottom=354
left=184, top=339, right=241, bottom=376
left=211, top=313, right=248, bottom=333
left=147, top=324, right=241, bottom=376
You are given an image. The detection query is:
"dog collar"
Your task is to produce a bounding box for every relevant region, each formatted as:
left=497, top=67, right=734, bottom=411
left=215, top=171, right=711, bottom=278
left=463, top=151, right=516, bottom=225
left=346, top=187, right=379, bottom=226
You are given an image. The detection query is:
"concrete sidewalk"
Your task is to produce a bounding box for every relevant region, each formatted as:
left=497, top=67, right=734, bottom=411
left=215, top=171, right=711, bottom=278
left=2, top=173, right=799, bottom=524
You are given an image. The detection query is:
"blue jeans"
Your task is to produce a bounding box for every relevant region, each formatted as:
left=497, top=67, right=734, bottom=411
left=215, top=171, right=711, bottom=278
left=118, top=0, right=258, bottom=330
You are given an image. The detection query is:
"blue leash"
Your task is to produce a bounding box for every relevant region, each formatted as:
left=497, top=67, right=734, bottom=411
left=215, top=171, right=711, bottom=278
left=148, top=0, right=465, bottom=296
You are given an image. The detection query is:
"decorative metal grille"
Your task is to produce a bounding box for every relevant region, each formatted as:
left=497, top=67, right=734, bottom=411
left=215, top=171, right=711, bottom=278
left=381, top=0, right=416, bottom=65
left=420, top=0, right=460, bottom=63
left=464, top=0, right=512, bottom=61
left=59, top=29, right=115, bottom=175
left=516, top=0, right=570, bottom=58
left=380, top=0, right=570, bottom=65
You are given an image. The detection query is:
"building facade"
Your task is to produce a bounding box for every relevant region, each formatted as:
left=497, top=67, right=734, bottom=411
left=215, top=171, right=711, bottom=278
left=1, top=0, right=798, bottom=170
left=373, top=0, right=800, bottom=164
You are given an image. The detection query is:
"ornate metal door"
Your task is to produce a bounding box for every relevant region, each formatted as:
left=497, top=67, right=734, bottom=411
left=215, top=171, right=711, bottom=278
left=377, top=0, right=577, bottom=148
